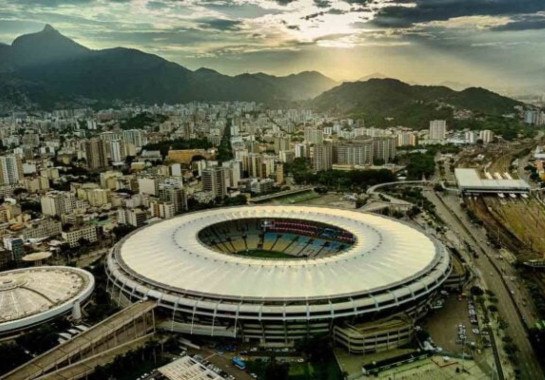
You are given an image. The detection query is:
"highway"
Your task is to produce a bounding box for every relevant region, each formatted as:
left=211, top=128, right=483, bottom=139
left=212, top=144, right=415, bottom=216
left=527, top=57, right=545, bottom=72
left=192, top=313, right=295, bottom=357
left=425, top=190, right=544, bottom=380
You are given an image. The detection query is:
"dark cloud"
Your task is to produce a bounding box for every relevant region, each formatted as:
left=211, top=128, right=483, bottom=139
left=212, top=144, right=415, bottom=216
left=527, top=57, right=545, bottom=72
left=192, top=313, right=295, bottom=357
left=492, top=15, right=545, bottom=31
left=302, top=11, right=325, bottom=20
left=314, top=0, right=331, bottom=8
left=146, top=1, right=170, bottom=10
left=197, top=18, right=242, bottom=31
left=202, top=2, right=282, bottom=18
left=328, top=8, right=346, bottom=15
left=274, top=0, right=296, bottom=5
left=373, top=0, right=545, bottom=28
left=6, top=0, right=94, bottom=7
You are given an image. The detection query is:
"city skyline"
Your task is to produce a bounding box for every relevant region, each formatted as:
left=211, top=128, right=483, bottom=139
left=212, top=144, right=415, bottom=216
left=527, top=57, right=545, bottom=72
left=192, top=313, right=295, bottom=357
left=0, top=0, right=544, bottom=94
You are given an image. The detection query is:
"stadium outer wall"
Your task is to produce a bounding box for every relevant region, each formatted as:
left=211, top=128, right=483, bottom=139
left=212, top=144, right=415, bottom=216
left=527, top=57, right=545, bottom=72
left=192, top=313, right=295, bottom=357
left=105, top=207, right=452, bottom=350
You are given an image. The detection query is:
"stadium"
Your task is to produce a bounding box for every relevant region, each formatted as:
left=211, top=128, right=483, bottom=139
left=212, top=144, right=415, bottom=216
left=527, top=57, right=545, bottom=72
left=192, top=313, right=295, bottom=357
left=0, top=266, right=95, bottom=335
left=106, top=206, right=451, bottom=350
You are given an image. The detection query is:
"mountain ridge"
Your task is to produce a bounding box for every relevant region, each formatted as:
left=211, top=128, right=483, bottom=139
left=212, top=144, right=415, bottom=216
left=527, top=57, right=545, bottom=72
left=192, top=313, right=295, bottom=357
left=312, top=78, right=522, bottom=127
left=0, top=25, right=337, bottom=108
left=0, top=25, right=524, bottom=118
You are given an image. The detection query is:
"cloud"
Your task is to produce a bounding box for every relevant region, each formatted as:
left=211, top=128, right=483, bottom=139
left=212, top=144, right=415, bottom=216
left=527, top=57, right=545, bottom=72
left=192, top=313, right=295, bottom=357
left=0, top=0, right=544, bottom=87
left=313, top=0, right=331, bottom=8
left=5, top=0, right=94, bottom=7
left=491, top=14, right=545, bottom=31
left=197, top=18, right=242, bottom=30
left=372, top=0, right=545, bottom=28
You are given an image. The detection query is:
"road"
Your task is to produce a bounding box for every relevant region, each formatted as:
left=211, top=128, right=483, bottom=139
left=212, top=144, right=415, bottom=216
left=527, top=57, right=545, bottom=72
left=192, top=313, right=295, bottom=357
left=426, top=190, right=544, bottom=380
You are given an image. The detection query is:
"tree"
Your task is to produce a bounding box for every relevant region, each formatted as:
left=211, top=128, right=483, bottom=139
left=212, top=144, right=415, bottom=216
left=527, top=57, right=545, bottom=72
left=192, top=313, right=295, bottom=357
left=13, top=187, right=28, bottom=197
left=470, top=285, right=484, bottom=297
left=265, top=359, right=289, bottom=380
left=295, top=335, right=331, bottom=363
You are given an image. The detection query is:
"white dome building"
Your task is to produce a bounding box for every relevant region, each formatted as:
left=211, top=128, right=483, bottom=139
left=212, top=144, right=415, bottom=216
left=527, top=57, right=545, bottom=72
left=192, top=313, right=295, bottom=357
left=0, top=266, right=95, bottom=334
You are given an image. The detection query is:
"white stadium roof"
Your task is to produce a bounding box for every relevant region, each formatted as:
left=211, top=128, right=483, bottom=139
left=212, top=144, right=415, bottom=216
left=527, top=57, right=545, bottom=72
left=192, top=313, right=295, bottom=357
left=116, top=206, right=441, bottom=301
left=0, top=266, right=94, bottom=333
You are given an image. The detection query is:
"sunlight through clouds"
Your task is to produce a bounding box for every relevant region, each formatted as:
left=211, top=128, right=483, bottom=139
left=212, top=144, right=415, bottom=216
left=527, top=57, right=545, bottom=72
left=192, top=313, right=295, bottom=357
left=0, top=0, right=544, bottom=88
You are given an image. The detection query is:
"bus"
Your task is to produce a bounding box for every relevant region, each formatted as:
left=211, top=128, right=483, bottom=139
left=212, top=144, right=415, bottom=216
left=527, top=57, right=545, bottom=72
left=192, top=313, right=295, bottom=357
left=232, top=356, right=247, bottom=370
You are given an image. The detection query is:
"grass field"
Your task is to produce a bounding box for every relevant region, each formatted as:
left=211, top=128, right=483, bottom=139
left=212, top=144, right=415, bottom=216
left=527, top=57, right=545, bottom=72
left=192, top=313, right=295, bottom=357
left=235, top=249, right=295, bottom=259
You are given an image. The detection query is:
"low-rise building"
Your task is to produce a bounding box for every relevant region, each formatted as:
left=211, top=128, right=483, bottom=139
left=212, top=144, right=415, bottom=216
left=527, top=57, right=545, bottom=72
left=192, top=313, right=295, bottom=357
left=61, top=225, right=98, bottom=247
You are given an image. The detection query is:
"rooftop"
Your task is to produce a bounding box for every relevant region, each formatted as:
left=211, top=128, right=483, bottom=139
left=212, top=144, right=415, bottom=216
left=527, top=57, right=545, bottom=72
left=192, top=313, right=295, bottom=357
left=455, top=168, right=530, bottom=192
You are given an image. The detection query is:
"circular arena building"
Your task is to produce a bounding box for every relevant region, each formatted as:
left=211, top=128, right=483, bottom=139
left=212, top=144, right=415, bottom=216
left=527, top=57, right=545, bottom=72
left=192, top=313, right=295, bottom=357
left=0, top=266, right=95, bottom=334
left=107, top=206, right=451, bottom=347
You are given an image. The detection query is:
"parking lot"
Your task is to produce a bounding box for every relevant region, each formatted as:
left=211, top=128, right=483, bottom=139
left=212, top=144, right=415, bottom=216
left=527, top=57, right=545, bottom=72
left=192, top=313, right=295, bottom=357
left=425, top=296, right=482, bottom=354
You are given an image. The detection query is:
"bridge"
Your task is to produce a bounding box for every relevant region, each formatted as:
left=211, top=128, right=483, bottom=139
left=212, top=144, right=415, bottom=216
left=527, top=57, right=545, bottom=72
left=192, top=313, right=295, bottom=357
left=2, top=300, right=156, bottom=380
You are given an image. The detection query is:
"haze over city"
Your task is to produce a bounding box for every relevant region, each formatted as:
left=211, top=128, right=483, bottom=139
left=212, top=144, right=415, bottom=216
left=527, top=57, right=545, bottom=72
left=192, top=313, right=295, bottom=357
left=1, top=0, right=545, bottom=93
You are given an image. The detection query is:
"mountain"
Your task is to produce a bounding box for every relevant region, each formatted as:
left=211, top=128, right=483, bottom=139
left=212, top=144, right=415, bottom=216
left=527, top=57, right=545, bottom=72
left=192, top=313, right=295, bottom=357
left=0, top=25, right=337, bottom=108
left=358, top=72, right=389, bottom=81
left=10, top=24, right=90, bottom=68
left=312, top=78, right=522, bottom=127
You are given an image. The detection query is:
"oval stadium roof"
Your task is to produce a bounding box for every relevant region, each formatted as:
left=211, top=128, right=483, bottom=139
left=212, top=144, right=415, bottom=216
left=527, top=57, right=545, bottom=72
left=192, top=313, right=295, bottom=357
left=115, top=206, right=442, bottom=301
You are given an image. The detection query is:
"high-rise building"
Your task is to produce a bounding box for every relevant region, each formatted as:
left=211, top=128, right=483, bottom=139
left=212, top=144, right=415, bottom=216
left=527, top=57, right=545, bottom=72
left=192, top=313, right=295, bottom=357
left=279, top=150, right=295, bottom=163
left=479, top=130, right=494, bottom=144
left=373, top=137, right=397, bottom=163
left=274, top=136, right=291, bottom=153
left=222, top=160, right=242, bottom=188
left=149, top=200, right=175, bottom=219
left=429, top=120, right=447, bottom=141
left=465, top=131, right=478, bottom=144
left=247, top=153, right=263, bottom=178
left=84, top=138, right=108, bottom=170
left=294, top=143, right=309, bottom=158
left=158, top=181, right=187, bottom=214
left=40, top=191, right=78, bottom=216
left=312, top=143, right=333, bottom=171
left=335, top=138, right=373, bottom=166
left=110, top=140, right=125, bottom=164
left=118, top=208, right=147, bottom=227
left=396, top=132, right=418, bottom=147
left=275, top=162, right=285, bottom=185
left=304, top=127, right=323, bottom=145
left=138, top=177, right=158, bottom=196
left=0, top=155, right=23, bottom=185
left=6, top=238, right=25, bottom=262
left=122, top=129, right=146, bottom=148
left=202, top=166, right=228, bottom=198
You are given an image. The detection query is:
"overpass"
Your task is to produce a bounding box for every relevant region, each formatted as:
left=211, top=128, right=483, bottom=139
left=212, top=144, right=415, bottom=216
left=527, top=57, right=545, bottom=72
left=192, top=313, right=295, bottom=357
left=249, top=187, right=314, bottom=203
left=366, top=180, right=431, bottom=195
left=524, top=259, right=545, bottom=269
left=2, top=300, right=156, bottom=380
left=35, top=335, right=154, bottom=380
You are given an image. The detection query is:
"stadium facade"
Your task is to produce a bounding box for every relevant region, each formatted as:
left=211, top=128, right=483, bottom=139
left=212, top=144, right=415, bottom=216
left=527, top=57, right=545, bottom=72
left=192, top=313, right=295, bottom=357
left=106, top=206, right=451, bottom=350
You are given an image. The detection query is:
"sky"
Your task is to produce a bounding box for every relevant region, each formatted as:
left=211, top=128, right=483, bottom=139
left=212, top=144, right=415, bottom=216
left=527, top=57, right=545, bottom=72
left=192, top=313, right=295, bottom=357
left=0, top=0, right=544, bottom=94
